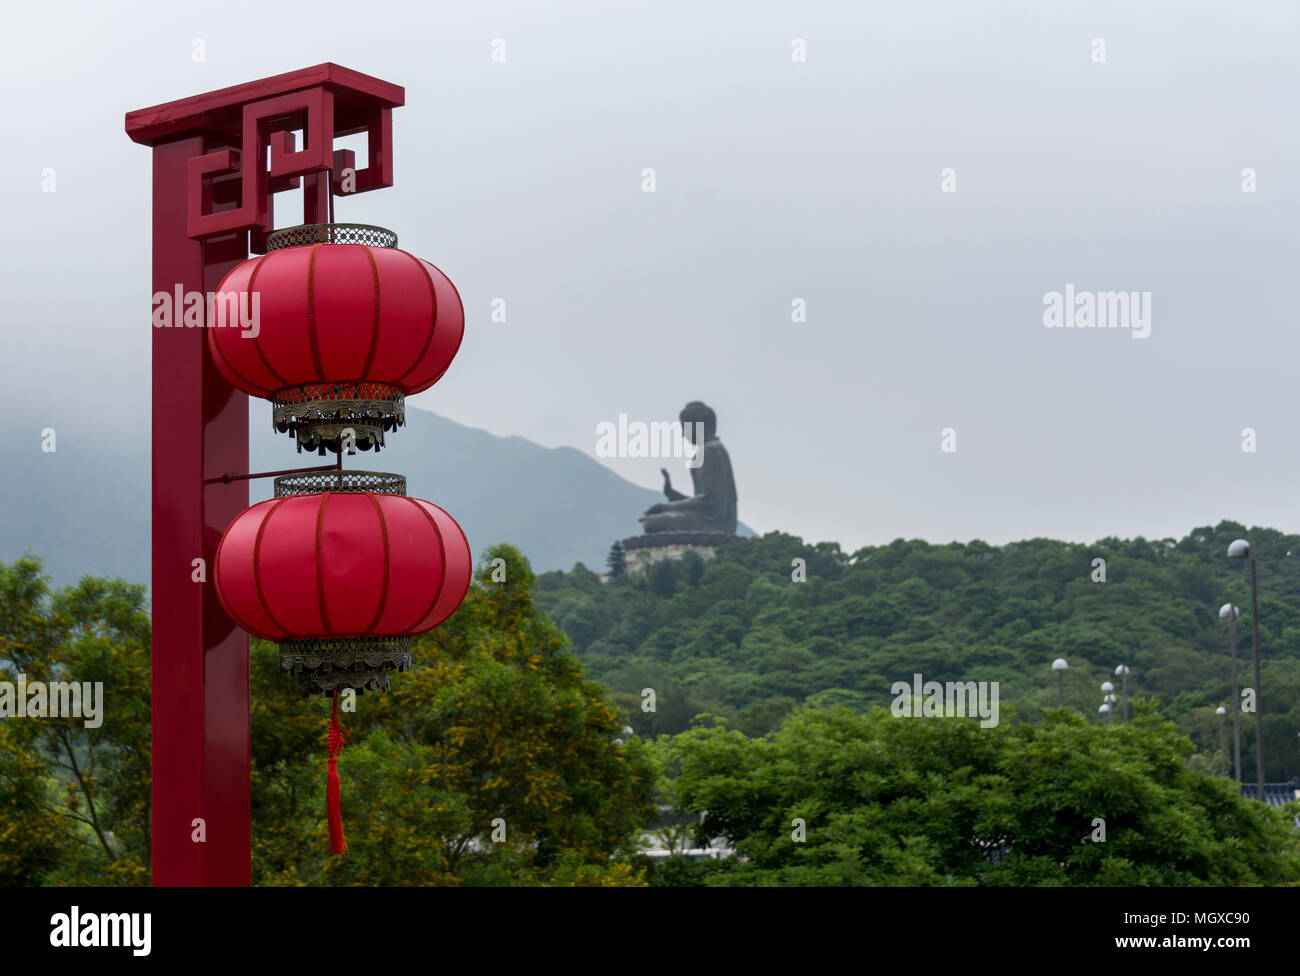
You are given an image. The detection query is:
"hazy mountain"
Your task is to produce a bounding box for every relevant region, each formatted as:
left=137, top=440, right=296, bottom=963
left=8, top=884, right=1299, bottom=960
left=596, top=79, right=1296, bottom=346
left=4, top=405, right=752, bottom=589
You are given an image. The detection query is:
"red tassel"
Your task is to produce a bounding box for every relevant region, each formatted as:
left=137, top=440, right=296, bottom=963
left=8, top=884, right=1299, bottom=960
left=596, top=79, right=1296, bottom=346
left=326, top=688, right=350, bottom=854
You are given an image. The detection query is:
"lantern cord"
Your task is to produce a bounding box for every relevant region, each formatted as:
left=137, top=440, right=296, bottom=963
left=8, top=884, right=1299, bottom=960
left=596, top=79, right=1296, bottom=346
left=326, top=687, right=351, bottom=854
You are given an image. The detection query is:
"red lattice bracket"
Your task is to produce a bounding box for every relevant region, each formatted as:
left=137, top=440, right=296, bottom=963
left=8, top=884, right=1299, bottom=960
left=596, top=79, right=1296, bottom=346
left=184, top=82, right=396, bottom=241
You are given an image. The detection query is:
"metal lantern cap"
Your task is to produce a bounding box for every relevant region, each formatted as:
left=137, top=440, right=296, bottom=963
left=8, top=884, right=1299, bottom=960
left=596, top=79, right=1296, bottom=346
left=264, top=222, right=398, bottom=251
left=1227, top=539, right=1251, bottom=558
left=1052, top=658, right=1068, bottom=671
left=1218, top=603, right=1239, bottom=619
left=274, top=469, right=407, bottom=498
left=1216, top=706, right=1227, bottom=715
left=1101, top=681, right=1114, bottom=692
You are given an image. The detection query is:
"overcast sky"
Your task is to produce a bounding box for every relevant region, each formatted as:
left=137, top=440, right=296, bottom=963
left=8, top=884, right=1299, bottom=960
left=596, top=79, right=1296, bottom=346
left=3, top=0, right=1298, bottom=553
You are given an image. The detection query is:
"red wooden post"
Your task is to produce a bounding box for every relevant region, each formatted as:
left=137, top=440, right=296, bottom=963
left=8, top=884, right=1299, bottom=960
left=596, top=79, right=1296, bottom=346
left=126, top=65, right=404, bottom=886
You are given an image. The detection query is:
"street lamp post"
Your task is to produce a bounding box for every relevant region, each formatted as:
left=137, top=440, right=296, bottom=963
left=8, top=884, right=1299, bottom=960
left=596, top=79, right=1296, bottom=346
left=1228, top=539, right=1265, bottom=802
left=1099, top=703, right=1112, bottom=725
left=1219, top=602, right=1242, bottom=782
left=1216, top=706, right=1228, bottom=776
left=1053, top=658, right=1069, bottom=706
left=1114, top=665, right=1131, bottom=723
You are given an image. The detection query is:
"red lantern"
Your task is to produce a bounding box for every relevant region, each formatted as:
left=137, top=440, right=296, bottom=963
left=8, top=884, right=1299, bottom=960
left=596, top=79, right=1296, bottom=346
left=213, top=484, right=472, bottom=695
left=207, top=224, right=464, bottom=454
left=206, top=222, right=472, bottom=854
left=212, top=475, right=472, bottom=855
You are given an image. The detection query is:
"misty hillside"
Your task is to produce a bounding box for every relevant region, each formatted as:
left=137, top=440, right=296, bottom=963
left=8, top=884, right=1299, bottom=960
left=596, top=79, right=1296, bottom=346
left=4, top=405, right=751, bottom=588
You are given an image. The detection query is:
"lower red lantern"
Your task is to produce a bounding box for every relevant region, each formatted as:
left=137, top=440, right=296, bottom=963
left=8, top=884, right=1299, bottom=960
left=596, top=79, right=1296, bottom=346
left=213, top=471, right=472, bottom=851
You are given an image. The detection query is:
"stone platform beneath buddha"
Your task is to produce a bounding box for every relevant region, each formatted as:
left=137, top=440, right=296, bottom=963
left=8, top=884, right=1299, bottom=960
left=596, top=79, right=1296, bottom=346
left=624, top=532, right=737, bottom=550
left=621, top=532, right=736, bottom=575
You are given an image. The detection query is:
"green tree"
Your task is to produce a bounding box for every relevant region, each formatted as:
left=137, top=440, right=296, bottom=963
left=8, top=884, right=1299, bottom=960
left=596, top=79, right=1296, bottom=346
left=606, top=541, right=626, bottom=579
left=652, top=704, right=1300, bottom=886
left=0, top=557, right=151, bottom=886
left=251, top=544, right=656, bottom=886
left=1, top=549, right=654, bottom=887
left=648, top=559, right=676, bottom=599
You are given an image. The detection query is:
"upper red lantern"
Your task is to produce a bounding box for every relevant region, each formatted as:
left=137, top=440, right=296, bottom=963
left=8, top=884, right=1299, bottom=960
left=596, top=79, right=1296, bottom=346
left=207, top=223, right=464, bottom=454
left=213, top=484, right=472, bottom=694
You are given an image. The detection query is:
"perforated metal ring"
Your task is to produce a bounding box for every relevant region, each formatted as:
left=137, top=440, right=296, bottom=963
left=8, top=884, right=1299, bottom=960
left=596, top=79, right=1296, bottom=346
left=264, top=223, right=398, bottom=251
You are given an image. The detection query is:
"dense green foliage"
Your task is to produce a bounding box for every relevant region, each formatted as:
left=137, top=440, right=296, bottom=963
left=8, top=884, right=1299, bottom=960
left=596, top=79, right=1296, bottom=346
left=250, top=544, right=655, bottom=886
left=0, top=549, right=655, bottom=886
left=7, top=515, right=1300, bottom=888
left=647, top=705, right=1300, bottom=886
left=0, top=558, right=151, bottom=885
left=535, top=521, right=1300, bottom=782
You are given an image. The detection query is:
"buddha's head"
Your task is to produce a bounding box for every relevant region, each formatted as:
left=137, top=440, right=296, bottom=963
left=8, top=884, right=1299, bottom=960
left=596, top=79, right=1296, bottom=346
left=679, top=401, right=716, bottom=444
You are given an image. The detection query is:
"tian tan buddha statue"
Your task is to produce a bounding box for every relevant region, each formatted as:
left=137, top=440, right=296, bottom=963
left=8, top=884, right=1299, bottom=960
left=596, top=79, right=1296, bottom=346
left=638, top=401, right=737, bottom=537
